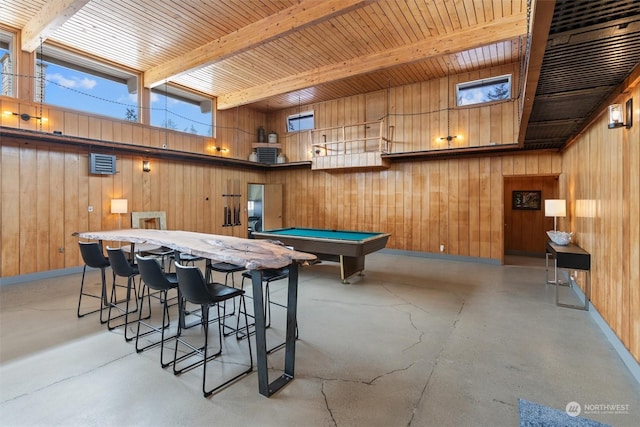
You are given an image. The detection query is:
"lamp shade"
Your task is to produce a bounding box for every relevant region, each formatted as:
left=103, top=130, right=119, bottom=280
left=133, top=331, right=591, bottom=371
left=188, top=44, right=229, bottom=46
left=545, top=199, right=566, bottom=217
left=111, top=199, right=128, bottom=214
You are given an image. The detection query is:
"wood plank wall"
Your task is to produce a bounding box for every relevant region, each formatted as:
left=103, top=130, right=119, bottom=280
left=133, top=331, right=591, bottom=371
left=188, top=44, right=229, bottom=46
left=0, top=137, right=265, bottom=277
left=268, top=63, right=520, bottom=163
left=562, top=82, right=640, bottom=362
left=0, top=96, right=264, bottom=160
left=266, top=152, right=561, bottom=259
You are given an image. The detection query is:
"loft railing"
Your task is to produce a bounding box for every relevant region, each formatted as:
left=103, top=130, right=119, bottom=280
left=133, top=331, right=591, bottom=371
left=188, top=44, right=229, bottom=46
left=309, top=119, right=394, bottom=157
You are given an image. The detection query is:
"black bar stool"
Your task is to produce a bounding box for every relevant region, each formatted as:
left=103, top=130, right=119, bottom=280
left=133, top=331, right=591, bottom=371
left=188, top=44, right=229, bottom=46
left=206, top=261, right=245, bottom=313
left=173, top=262, right=253, bottom=397
left=237, top=267, right=297, bottom=353
left=77, top=242, right=110, bottom=323
left=135, top=254, right=180, bottom=367
left=106, top=247, right=144, bottom=341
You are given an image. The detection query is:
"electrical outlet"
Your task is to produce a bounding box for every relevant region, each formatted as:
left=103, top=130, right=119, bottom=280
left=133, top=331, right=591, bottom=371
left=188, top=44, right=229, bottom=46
left=88, top=205, right=93, bottom=212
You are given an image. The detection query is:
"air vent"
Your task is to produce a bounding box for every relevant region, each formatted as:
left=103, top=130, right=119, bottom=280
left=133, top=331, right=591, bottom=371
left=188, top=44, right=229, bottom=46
left=256, top=147, right=278, bottom=165
left=89, top=153, right=116, bottom=175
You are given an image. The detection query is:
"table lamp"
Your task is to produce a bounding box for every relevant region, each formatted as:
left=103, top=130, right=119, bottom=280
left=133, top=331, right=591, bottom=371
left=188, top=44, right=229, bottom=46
left=111, top=198, right=128, bottom=230
left=545, top=199, right=566, bottom=231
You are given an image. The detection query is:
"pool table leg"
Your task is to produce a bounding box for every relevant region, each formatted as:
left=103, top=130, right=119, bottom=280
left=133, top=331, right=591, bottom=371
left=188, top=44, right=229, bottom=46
left=339, top=255, right=365, bottom=284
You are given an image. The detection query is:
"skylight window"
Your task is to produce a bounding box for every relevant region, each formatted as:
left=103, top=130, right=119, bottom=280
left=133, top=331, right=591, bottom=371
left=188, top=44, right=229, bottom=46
left=456, top=74, right=511, bottom=107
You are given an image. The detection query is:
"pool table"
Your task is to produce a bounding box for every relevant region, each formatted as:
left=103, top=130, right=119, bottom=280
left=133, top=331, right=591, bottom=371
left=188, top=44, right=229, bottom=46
left=252, top=227, right=390, bottom=283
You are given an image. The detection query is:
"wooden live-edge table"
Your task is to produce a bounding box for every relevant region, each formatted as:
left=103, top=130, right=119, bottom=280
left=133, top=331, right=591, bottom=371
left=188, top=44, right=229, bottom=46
left=74, top=228, right=317, bottom=397
left=545, top=240, right=591, bottom=311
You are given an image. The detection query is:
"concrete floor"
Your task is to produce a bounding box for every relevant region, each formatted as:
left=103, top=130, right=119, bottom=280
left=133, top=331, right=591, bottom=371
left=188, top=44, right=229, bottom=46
left=0, top=252, right=638, bottom=426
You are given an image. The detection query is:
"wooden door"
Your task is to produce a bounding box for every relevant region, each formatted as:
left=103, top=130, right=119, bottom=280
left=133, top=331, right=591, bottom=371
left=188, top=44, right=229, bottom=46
left=263, top=183, right=283, bottom=230
left=504, top=175, right=559, bottom=255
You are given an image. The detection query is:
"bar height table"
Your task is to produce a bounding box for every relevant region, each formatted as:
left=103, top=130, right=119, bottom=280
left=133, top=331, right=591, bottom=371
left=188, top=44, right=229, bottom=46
left=75, top=229, right=316, bottom=397
left=545, top=240, right=591, bottom=311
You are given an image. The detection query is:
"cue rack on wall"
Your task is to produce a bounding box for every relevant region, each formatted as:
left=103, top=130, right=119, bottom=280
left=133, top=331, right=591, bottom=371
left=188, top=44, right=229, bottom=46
left=223, top=179, right=242, bottom=227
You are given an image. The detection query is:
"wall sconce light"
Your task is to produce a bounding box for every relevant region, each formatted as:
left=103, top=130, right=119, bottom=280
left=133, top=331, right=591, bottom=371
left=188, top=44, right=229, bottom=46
left=439, top=135, right=458, bottom=148
left=209, top=146, right=228, bottom=153
left=545, top=199, right=566, bottom=231
left=608, top=98, right=633, bottom=129
left=3, top=111, right=47, bottom=122
left=439, top=135, right=457, bottom=142
left=142, top=160, right=151, bottom=172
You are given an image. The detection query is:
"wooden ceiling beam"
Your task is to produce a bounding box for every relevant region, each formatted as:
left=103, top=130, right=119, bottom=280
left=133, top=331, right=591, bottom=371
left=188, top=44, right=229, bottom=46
left=217, top=12, right=527, bottom=110
left=21, top=0, right=89, bottom=52
left=517, top=0, right=556, bottom=146
left=143, top=0, right=375, bottom=88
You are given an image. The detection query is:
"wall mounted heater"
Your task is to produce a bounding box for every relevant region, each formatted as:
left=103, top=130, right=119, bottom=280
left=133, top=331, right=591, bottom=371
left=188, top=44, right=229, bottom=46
left=89, top=153, right=117, bottom=174
left=256, top=147, right=278, bottom=165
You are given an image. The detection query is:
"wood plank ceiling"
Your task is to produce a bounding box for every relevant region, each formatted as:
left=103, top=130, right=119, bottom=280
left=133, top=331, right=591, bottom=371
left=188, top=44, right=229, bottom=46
left=0, top=0, right=528, bottom=111
left=1, top=0, right=638, bottom=150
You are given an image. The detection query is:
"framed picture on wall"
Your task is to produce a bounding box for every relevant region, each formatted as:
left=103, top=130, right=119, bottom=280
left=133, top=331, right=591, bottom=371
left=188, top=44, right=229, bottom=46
left=512, top=190, right=541, bottom=210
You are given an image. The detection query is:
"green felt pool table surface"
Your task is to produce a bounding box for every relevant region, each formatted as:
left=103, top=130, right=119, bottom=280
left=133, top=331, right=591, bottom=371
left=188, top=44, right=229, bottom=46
left=259, top=227, right=385, bottom=242
left=252, top=227, right=390, bottom=282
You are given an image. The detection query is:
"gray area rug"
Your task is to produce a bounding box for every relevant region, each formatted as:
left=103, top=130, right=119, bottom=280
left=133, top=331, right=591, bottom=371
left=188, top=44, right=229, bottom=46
left=519, top=399, right=611, bottom=427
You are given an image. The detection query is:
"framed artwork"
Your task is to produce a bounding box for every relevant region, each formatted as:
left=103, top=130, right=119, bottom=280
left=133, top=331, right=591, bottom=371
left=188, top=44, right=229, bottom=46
left=512, top=190, right=541, bottom=210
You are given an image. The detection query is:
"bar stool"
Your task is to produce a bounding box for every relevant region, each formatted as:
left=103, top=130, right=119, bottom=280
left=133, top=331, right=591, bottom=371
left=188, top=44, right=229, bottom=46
left=237, top=267, right=297, bottom=353
left=206, top=261, right=245, bottom=313
left=142, top=246, right=174, bottom=271
left=106, top=247, right=144, bottom=342
left=173, top=262, right=253, bottom=397
left=168, top=253, right=204, bottom=272
left=240, top=267, right=288, bottom=328
left=77, top=242, right=110, bottom=323
left=135, top=254, right=179, bottom=367
left=205, top=261, right=245, bottom=287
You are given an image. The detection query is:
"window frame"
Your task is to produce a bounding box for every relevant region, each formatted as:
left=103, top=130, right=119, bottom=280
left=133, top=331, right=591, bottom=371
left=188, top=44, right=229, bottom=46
left=35, top=45, right=140, bottom=120
left=286, top=110, right=315, bottom=133
left=150, top=84, right=214, bottom=137
left=0, top=29, right=15, bottom=97
left=456, top=74, right=512, bottom=107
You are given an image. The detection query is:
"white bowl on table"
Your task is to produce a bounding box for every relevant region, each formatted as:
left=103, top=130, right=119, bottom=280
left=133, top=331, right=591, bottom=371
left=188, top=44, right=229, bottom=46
left=546, top=230, right=572, bottom=246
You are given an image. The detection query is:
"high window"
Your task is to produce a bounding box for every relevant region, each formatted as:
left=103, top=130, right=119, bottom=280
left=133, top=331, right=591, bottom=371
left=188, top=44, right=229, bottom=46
left=0, top=30, right=14, bottom=97
left=36, top=46, right=139, bottom=121
left=456, top=74, right=511, bottom=107
left=150, top=86, right=213, bottom=136
left=287, top=111, right=314, bottom=132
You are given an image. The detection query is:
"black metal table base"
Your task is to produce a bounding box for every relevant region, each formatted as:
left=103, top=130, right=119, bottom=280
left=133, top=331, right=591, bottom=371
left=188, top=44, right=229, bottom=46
left=251, top=263, right=298, bottom=397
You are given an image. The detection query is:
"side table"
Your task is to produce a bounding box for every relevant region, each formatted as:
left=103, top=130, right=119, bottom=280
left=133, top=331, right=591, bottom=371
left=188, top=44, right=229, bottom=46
left=545, top=240, right=591, bottom=311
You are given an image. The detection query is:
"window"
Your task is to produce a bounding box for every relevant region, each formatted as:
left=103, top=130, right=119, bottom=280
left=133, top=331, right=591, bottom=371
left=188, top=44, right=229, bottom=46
left=36, top=46, right=138, bottom=121
left=287, top=111, right=314, bottom=132
left=150, top=86, right=213, bottom=136
left=456, top=74, right=511, bottom=107
left=0, top=30, right=14, bottom=97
